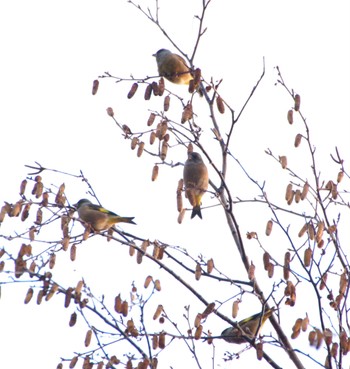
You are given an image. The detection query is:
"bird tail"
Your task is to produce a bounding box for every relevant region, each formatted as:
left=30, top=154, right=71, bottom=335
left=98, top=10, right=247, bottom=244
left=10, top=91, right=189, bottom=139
left=191, top=206, right=202, bottom=219
left=113, top=216, right=136, bottom=225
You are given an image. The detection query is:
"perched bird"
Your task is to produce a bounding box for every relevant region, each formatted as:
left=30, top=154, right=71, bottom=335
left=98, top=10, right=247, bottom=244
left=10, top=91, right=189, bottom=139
left=221, top=307, right=275, bottom=344
left=153, top=49, right=193, bottom=85
left=183, top=152, right=209, bottom=219
left=74, top=199, right=135, bottom=232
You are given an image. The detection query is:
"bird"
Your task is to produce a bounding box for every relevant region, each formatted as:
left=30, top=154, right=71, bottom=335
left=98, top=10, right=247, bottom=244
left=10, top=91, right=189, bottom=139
left=221, top=307, right=275, bottom=344
left=74, top=199, right=136, bottom=232
left=153, top=49, right=193, bottom=85
left=183, top=152, right=209, bottom=219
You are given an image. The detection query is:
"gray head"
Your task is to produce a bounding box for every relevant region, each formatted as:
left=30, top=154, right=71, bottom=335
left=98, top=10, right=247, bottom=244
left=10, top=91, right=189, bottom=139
left=153, top=48, right=171, bottom=59
left=74, top=198, right=92, bottom=209
left=187, top=152, right=203, bottom=163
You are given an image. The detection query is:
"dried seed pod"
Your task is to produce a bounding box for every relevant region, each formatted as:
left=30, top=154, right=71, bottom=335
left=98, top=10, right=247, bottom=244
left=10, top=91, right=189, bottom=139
left=307, top=223, right=315, bottom=241
left=216, top=96, right=225, bottom=114
left=194, top=313, right=202, bottom=328
left=136, top=250, right=143, bottom=264
left=207, top=258, right=214, bottom=273
left=195, top=263, right=202, bottom=280
left=248, top=261, right=255, bottom=280
left=69, top=356, right=78, bottom=368
left=302, top=316, right=309, bottom=332
left=144, top=275, right=153, bottom=289
left=294, top=94, right=301, bottom=111
left=127, top=83, right=138, bottom=99
left=158, top=77, right=165, bottom=96
left=337, top=171, right=344, bottom=183
left=106, top=107, right=114, bottom=117
left=15, top=256, right=26, bottom=278
left=176, top=191, right=183, bottom=213
left=194, top=325, right=203, bottom=340
left=339, top=271, right=348, bottom=295
left=294, top=133, right=302, bottom=147
left=328, top=225, right=337, bottom=234
left=92, top=79, right=99, bottom=95
left=0, top=261, right=5, bottom=272
left=263, top=252, right=270, bottom=271
left=292, top=318, right=302, bottom=333
left=280, top=155, right=287, bottom=169
left=64, top=287, right=73, bottom=308
left=41, top=192, right=49, bottom=207
left=21, top=202, right=32, bottom=222
left=36, top=289, right=44, bottom=305
left=308, top=330, right=317, bottom=346
left=163, top=95, right=170, bottom=112
left=122, top=124, right=132, bottom=135
left=70, top=244, right=77, bottom=261
left=316, top=221, right=324, bottom=242
left=256, top=341, right=263, bottom=360
left=287, top=109, right=293, bottom=124
left=24, top=287, right=34, bottom=304
left=154, top=279, right=161, bottom=291
left=202, top=302, right=215, bottom=318
left=316, top=329, right=324, bottom=349
left=232, top=300, right=240, bottom=319
left=340, top=331, right=348, bottom=353
left=158, top=121, right=168, bottom=140
left=153, top=304, right=163, bottom=320
left=188, top=79, right=196, bottom=94
left=152, top=81, right=159, bottom=96
left=158, top=332, right=166, bottom=349
left=114, top=294, right=122, bottom=313
left=144, top=84, right=153, bottom=100
left=152, top=334, right=159, bottom=350
left=298, top=223, right=308, bottom=237
left=131, top=137, right=139, bottom=150
left=19, top=179, right=27, bottom=195
left=160, top=141, right=168, bottom=161
left=177, top=208, right=185, bottom=224
left=0, top=248, right=4, bottom=258
left=265, top=220, right=273, bottom=236
left=55, top=183, right=66, bottom=206
left=331, top=183, right=338, bottom=200
left=122, top=300, right=129, bottom=317
left=34, top=208, right=43, bottom=225
left=149, top=131, right=157, bottom=145
left=11, top=201, right=23, bottom=217
left=29, top=260, right=36, bottom=275
left=267, top=262, right=274, bottom=278
left=147, top=113, right=156, bottom=126
left=320, top=273, right=328, bottom=290
left=187, top=143, right=193, bottom=154
left=75, top=280, right=83, bottom=295
left=49, top=253, right=56, bottom=269
left=137, top=142, right=145, bottom=157
left=285, top=183, right=293, bottom=201
left=292, top=190, right=301, bottom=205
left=85, top=329, right=92, bottom=347
left=323, top=328, right=332, bottom=346
left=331, top=342, right=338, bottom=358
left=301, top=182, right=309, bottom=200
left=291, top=329, right=300, bottom=339
left=304, top=247, right=312, bottom=267
left=129, top=244, right=136, bottom=257
left=284, top=252, right=291, bottom=280
left=69, top=312, right=77, bottom=327
left=181, top=103, right=193, bottom=123
left=61, top=236, right=70, bottom=251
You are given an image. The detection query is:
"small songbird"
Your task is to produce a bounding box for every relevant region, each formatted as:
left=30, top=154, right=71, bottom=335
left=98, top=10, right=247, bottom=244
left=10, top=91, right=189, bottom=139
left=153, top=49, right=193, bottom=85
left=74, top=199, right=136, bottom=231
left=221, top=307, right=275, bottom=344
left=183, top=152, right=209, bottom=219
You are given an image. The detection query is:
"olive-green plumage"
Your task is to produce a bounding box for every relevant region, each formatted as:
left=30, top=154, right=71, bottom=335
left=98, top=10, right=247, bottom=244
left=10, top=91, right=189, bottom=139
left=74, top=199, right=135, bottom=231
left=153, top=49, right=193, bottom=85
left=183, top=152, right=209, bottom=219
left=221, top=307, right=275, bottom=344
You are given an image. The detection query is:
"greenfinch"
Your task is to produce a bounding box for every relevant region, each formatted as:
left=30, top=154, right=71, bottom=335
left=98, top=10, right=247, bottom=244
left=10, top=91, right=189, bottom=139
left=74, top=199, right=136, bottom=231
left=221, top=307, right=275, bottom=344
left=183, top=152, right=209, bottom=219
left=153, top=49, right=193, bottom=85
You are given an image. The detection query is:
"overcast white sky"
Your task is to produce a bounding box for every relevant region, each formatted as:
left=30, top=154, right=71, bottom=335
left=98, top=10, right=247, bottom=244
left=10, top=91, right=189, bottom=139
left=0, top=1, right=349, bottom=368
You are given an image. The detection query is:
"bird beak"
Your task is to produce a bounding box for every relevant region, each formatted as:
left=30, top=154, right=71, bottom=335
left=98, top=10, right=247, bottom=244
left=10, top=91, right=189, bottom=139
left=152, top=53, right=156, bottom=57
